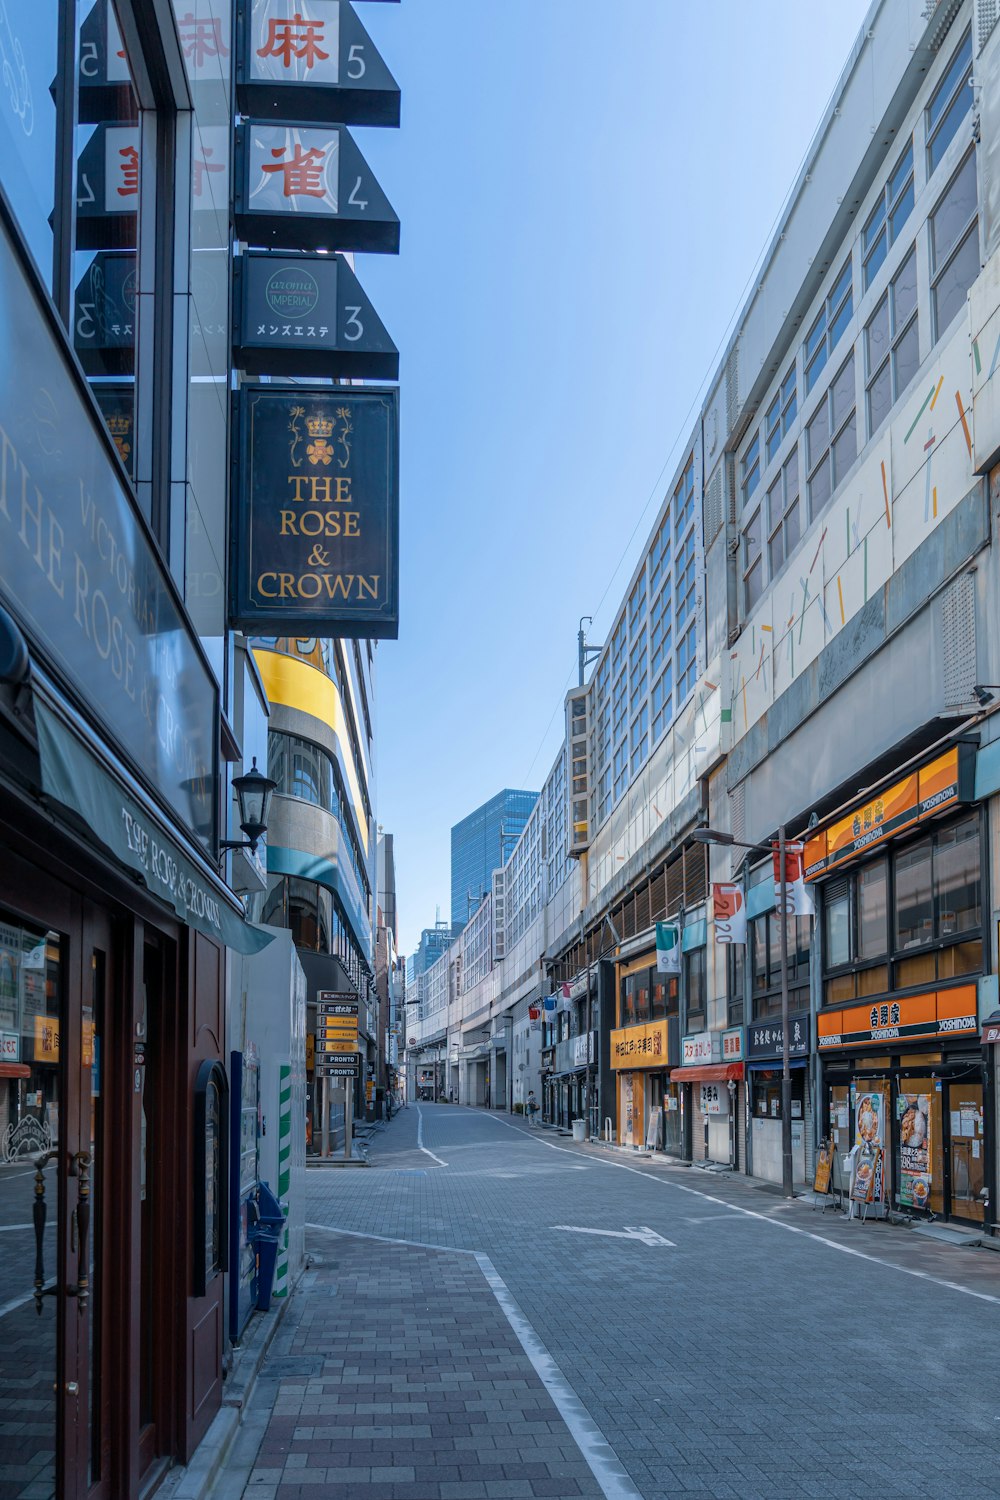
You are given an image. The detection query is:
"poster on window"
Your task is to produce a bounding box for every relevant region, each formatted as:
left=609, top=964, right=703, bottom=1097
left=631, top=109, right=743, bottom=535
left=898, top=1091, right=932, bottom=1209
left=854, top=1089, right=885, bottom=1149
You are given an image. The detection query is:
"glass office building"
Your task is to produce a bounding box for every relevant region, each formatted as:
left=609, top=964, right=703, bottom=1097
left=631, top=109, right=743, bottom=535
left=451, top=790, right=538, bottom=929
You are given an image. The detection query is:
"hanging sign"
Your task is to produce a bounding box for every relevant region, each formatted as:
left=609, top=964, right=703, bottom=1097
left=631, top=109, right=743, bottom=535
left=655, top=921, right=680, bottom=974
left=234, top=250, right=398, bottom=378
left=73, top=252, right=136, bottom=375
left=773, top=842, right=814, bottom=917
left=234, top=122, right=399, bottom=252
left=91, top=385, right=136, bottom=477
left=231, top=384, right=398, bottom=637
left=237, top=1, right=401, bottom=126
left=78, top=0, right=132, bottom=123
left=76, top=125, right=140, bottom=251
left=712, top=883, right=746, bottom=944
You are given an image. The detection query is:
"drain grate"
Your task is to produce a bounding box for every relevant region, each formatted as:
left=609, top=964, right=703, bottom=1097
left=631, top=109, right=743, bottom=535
left=266, top=1357, right=325, bottom=1378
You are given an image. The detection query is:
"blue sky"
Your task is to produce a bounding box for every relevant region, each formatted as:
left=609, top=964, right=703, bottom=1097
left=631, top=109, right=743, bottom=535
left=358, top=1, right=872, bottom=958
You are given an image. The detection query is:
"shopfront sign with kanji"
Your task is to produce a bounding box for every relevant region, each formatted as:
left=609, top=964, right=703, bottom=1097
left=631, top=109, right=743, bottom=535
left=75, top=125, right=140, bottom=250
left=746, top=1011, right=810, bottom=1060
left=234, top=250, right=398, bottom=378
left=231, top=384, right=399, bottom=637
left=237, top=1, right=400, bottom=126
left=681, top=1031, right=719, bottom=1066
left=721, top=1027, right=744, bottom=1062
left=803, top=744, right=975, bottom=879
left=609, top=1020, right=669, bottom=1070
left=234, top=122, right=399, bottom=252
left=817, top=986, right=977, bottom=1050
left=699, top=1081, right=729, bottom=1116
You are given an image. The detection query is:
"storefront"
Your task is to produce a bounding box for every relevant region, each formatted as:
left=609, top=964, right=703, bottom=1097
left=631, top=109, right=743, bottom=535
left=670, top=1031, right=745, bottom=1166
left=745, top=1010, right=812, bottom=1186
left=807, top=744, right=988, bottom=1224
left=611, top=951, right=679, bottom=1149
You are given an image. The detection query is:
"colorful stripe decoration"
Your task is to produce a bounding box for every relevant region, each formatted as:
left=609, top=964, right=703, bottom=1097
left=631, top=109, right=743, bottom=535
left=274, top=1063, right=292, bottom=1299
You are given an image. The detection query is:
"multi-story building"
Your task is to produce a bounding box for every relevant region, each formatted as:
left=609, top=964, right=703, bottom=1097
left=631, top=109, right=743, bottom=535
left=450, top=788, right=538, bottom=928
left=253, top=637, right=377, bottom=1139
left=410, top=0, right=1000, bottom=1231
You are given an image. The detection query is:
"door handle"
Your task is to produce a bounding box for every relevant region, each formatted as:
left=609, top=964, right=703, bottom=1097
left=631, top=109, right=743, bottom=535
left=32, top=1149, right=58, bottom=1314
left=68, top=1152, right=92, bottom=1314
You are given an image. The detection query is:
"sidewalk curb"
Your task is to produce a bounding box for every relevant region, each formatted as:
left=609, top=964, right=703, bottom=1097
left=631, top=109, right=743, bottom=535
left=157, top=1274, right=299, bottom=1500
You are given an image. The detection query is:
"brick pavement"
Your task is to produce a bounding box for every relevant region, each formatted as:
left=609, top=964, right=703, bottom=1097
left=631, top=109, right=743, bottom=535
left=226, top=1104, right=1000, bottom=1500
left=239, top=1235, right=605, bottom=1500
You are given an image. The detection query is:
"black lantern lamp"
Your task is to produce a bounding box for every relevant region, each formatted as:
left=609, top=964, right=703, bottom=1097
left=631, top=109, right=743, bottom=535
left=220, top=757, right=277, bottom=856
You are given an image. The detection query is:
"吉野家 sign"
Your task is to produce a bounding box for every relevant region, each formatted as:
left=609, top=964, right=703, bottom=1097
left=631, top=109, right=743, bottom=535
left=234, top=250, right=398, bottom=378
left=231, top=385, right=399, bottom=638
left=234, top=122, right=399, bottom=253
left=237, top=0, right=401, bottom=126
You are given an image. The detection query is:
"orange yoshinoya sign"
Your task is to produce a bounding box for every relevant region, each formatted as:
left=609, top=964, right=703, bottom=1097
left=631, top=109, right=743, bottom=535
left=803, top=745, right=975, bottom=879
left=817, top=986, right=977, bottom=1050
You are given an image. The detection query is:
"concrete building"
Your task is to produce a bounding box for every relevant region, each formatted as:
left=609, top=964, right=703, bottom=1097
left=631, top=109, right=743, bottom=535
left=410, top=0, right=1000, bottom=1229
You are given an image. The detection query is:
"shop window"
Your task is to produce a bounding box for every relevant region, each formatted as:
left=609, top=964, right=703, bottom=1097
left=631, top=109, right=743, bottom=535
left=934, top=815, right=980, bottom=935
left=752, top=1069, right=805, bottom=1120
left=824, top=879, right=851, bottom=968
left=684, top=946, right=706, bottom=1029
left=651, top=974, right=674, bottom=1021
left=857, top=858, right=888, bottom=959
left=726, top=944, right=745, bottom=1027
left=895, top=839, right=933, bottom=949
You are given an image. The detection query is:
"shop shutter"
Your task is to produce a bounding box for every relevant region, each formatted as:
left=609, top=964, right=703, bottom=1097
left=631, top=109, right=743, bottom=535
left=691, top=1093, right=708, bottom=1161
left=735, top=1082, right=747, bottom=1174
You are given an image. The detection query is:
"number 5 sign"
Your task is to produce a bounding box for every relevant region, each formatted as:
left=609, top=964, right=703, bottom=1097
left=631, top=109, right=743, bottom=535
left=237, top=0, right=401, bottom=126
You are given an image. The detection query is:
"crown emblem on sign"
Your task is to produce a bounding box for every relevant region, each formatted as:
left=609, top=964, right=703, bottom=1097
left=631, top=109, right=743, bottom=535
left=106, top=414, right=131, bottom=435
left=305, top=412, right=334, bottom=438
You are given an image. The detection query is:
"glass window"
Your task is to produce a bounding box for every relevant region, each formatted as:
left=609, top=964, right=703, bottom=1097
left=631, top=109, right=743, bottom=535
left=684, top=946, right=706, bottom=1026
left=807, top=354, right=854, bottom=514
left=743, top=507, right=762, bottom=611
left=866, top=247, right=920, bottom=435
left=930, top=150, right=979, bottom=340
left=858, top=860, right=888, bottom=960
left=741, top=432, right=760, bottom=508
left=805, top=259, right=852, bottom=393
left=824, top=882, right=851, bottom=968
left=935, top=816, right=980, bottom=936
left=0, top=5, right=59, bottom=292
left=651, top=664, right=672, bottom=743
left=727, top=944, right=745, bottom=1027
left=767, top=449, right=800, bottom=579
left=765, top=391, right=782, bottom=464
left=926, top=32, right=973, bottom=175
left=863, top=142, right=914, bottom=292
left=676, top=623, right=697, bottom=701
left=895, top=840, right=933, bottom=949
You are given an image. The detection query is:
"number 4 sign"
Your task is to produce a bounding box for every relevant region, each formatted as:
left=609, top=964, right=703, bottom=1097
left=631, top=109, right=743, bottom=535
left=236, top=0, right=401, bottom=126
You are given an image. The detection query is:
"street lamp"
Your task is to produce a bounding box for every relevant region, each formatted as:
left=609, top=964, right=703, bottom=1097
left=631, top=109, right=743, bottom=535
left=692, top=822, right=799, bottom=1199
left=220, top=757, right=277, bottom=856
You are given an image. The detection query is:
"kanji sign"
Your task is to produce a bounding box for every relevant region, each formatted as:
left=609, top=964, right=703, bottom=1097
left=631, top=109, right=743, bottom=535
left=78, top=0, right=132, bottom=123
left=235, top=122, right=399, bottom=252
left=76, top=125, right=140, bottom=250
left=234, top=250, right=398, bottom=378
left=237, top=1, right=400, bottom=126
left=231, top=384, right=399, bottom=637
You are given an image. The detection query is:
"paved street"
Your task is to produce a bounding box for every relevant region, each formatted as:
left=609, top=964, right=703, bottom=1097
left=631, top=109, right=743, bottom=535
left=226, top=1104, right=1000, bottom=1500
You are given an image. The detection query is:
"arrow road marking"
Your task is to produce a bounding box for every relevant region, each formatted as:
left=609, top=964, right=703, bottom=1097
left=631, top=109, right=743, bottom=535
left=552, top=1224, right=675, bottom=1247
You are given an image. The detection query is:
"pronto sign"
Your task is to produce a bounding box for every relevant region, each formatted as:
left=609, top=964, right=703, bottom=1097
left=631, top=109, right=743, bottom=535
left=803, top=745, right=975, bottom=879
left=231, top=385, right=398, bottom=638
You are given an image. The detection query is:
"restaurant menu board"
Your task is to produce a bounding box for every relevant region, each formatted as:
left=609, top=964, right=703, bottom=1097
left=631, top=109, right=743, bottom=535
left=813, top=1140, right=834, bottom=1195
left=646, top=1106, right=662, bottom=1150
left=898, top=1091, right=932, bottom=1209
left=852, top=1143, right=880, bottom=1204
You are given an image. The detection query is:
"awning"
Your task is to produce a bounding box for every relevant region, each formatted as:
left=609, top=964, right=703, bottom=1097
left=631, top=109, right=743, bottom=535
left=670, top=1062, right=745, bottom=1083
left=747, top=1057, right=808, bottom=1071
left=0, top=1063, right=30, bottom=1079
left=34, top=700, right=274, bottom=957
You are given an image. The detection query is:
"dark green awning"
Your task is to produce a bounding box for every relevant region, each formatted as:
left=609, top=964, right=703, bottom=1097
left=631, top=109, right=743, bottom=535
left=35, top=700, right=273, bottom=956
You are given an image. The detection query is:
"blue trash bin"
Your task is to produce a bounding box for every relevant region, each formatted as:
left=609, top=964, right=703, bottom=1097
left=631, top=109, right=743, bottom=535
left=250, top=1182, right=287, bottom=1310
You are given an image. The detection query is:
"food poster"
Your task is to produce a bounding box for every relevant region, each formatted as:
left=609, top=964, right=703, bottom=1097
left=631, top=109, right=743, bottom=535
left=621, top=1072, right=634, bottom=1147
left=851, top=1143, right=880, bottom=1203
left=897, top=1090, right=932, bottom=1209
left=854, top=1089, right=885, bottom=1148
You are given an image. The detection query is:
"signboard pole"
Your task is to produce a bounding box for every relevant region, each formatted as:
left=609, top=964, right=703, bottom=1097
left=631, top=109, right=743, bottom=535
left=344, top=1085, right=352, bottom=1161
left=321, top=1074, right=330, bottom=1158
left=778, top=825, right=793, bottom=1199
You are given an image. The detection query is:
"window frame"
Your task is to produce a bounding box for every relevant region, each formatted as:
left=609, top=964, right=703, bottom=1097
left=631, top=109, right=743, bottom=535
left=804, top=257, right=853, bottom=395
left=925, top=30, right=973, bottom=178
left=806, top=351, right=856, bottom=517
left=929, top=148, right=980, bottom=343
left=865, top=245, right=919, bottom=437
left=862, top=140, right=914, bottom=292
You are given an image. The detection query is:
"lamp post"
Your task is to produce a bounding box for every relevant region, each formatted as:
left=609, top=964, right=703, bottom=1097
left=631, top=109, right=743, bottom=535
left=220, top=757, right=277, bottom=857
left=692, top=824, right=796, bottom=1199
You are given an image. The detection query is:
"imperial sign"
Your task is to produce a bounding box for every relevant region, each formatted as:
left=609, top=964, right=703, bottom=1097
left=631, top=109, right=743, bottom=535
left=230, top=385, right=399, bottom=638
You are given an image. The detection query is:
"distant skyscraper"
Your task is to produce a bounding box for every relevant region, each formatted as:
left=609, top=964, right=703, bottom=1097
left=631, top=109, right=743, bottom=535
left=451, top=789, right=538, bottom=929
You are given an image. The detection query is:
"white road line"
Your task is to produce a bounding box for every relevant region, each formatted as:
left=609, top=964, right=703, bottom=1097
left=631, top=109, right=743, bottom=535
left=304, top=1218, right=641, bottom=1500
left=487, top=1115, right=1000, bottom=1309
left=553, top=1223, right=675, bottom=1247
left=415, top=1105, right=448, bottom=1167
left=474, top=1253, right=643, bottom=1500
